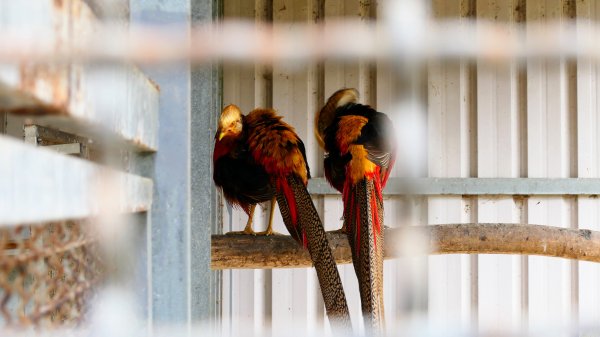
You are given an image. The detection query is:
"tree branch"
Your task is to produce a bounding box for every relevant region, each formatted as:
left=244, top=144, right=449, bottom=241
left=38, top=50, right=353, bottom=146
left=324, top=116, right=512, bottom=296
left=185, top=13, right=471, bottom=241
left=211, top=224, right=600, bottom=269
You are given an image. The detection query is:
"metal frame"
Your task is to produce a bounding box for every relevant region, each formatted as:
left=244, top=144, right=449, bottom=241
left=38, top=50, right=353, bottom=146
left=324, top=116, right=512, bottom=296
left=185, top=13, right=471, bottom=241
left=24, top=124, right=91, bottom=157
left=130, top=0, right=222, bottom=328
left=191, top=0, right=223, bottom=325
left=44, top=143, right=84, bottom=156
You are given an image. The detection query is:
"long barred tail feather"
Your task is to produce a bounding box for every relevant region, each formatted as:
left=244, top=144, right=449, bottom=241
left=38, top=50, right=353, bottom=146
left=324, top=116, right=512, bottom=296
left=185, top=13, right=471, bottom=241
left=276, top=177, right=304, bottom=245
left=276, top=175, right=351, bottom=330
left=343, top=176, right=385, bottom=333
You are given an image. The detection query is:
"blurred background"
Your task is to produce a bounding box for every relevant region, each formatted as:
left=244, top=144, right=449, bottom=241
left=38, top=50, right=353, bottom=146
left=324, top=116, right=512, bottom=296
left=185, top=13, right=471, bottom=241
left=2, top=0, right=600, bottom=336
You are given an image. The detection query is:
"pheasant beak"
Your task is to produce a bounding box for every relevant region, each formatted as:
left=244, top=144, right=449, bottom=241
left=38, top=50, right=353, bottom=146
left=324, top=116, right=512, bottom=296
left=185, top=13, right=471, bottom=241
left=218, top=132, right=226, bottom=141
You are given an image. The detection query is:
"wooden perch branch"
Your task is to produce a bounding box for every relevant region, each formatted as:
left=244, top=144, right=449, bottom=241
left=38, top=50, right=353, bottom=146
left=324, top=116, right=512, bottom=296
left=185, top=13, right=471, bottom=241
left=211, top=224, right=600, bottom=269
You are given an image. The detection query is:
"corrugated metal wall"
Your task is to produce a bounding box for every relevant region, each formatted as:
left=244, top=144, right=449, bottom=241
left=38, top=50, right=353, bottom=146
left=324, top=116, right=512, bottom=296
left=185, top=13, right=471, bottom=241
left=221, top=0, right=600, bottom=334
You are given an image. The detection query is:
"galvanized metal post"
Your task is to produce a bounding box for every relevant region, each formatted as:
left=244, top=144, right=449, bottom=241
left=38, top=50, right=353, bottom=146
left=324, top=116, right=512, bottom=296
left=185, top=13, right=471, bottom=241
left=190, top=0, right=223, bottom=325
left=129, top=0, right=222, bottom=327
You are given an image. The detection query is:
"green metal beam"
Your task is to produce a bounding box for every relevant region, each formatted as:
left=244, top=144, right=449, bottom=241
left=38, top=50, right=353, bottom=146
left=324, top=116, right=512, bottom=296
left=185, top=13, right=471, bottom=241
left=308, top=177, right=600, bottom=196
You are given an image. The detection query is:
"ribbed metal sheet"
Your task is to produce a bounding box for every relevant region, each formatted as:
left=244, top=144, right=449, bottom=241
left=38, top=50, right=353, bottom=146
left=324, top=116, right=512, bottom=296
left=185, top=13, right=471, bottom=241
left=221, top=0, right=597, bottom=335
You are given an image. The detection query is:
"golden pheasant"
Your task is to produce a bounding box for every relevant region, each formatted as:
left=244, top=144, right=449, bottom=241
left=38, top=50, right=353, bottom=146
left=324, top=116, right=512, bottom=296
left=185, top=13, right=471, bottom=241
left=315, top=89, right=396, bottom=332
left=213, top=104, right=351, bottom=327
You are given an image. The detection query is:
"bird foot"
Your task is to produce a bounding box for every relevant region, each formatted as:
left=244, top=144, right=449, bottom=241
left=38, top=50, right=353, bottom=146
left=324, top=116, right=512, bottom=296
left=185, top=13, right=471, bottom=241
left=226, top=228, right=256, bottom=235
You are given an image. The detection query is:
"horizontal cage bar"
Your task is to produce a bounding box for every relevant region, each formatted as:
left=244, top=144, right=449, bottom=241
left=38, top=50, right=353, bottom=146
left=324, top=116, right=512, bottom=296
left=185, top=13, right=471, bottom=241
left=0, top=135, right=153, bottom=226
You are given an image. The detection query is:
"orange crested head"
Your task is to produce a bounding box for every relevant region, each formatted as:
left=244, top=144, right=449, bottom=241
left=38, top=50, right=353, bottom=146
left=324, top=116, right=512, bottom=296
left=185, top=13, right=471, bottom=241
left=216, top=104, right=243, bottom=142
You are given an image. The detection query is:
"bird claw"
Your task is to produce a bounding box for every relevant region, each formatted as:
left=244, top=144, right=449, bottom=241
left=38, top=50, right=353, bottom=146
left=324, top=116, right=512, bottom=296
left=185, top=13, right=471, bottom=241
left=226, top=228, right=256, bottom=235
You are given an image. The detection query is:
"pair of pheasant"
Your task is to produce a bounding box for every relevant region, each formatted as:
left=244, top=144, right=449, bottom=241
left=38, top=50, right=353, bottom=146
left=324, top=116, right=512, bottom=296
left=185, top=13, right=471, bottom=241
left=213, top=88, right=396, bottom=333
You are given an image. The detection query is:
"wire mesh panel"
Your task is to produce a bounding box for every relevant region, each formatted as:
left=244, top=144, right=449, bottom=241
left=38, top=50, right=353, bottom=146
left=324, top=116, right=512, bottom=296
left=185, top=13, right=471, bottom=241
left=0, top=221, right=103, bottom=327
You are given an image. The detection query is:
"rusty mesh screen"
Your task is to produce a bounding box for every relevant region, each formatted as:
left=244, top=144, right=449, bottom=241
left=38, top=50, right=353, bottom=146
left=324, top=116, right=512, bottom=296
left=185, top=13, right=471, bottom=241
left=0, top=221, right=103, bottom=327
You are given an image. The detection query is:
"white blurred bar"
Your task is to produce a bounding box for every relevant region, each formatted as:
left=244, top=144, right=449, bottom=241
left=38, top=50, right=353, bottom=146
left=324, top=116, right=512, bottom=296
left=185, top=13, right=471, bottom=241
left=0, top=19, right=599, bottom=63
left=0, top=135, right=153, bottom=226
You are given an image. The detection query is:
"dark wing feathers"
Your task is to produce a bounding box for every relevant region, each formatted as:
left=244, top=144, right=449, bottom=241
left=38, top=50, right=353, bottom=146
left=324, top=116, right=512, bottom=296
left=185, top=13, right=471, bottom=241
left=297, top=138, right=311, bottom=179
left=213, top=148, right=275, bottom=207
left=324, top=152, right=350, bottom=193
left=355, top=111, right=395, bottom=169
left=322, top=114, right=346, bottom=192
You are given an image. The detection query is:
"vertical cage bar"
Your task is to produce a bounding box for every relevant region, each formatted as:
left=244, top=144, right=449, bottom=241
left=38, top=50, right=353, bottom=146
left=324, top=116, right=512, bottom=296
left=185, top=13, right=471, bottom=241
left=252, top=0, right=273, bottom=333
left=321, top=0, right=371, bottom=332
left=129, top=0, right=222, bottom=327
left=526, top=0, right=575, bottom=330
left=270, top=0, right=318, bottom=333
left=220, top=0, right=258, bottom=334
left=191, top=0, right=223, bottom=326
left=576, top=0, right=600, bottom=326
left=0, top=113, right=5, bottom=134
left=475, top=0, right=524, bottom=333
left=427, top=0, right=476, bottom=331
